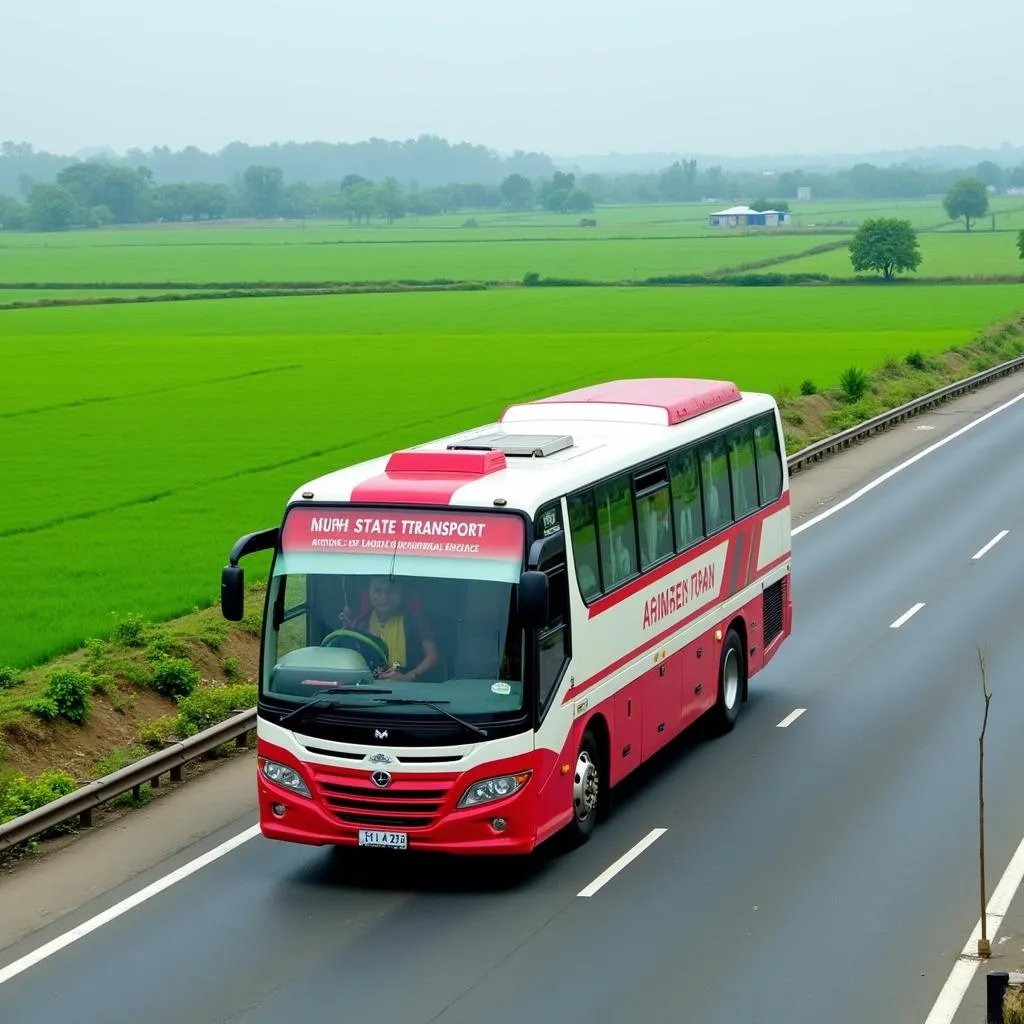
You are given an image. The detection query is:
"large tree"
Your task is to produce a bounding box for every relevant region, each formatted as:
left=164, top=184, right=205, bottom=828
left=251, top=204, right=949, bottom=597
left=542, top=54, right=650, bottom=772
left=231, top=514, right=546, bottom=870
left=848, top=217, right=922, bottom=280
left=943, top=176, right=989, bottom=231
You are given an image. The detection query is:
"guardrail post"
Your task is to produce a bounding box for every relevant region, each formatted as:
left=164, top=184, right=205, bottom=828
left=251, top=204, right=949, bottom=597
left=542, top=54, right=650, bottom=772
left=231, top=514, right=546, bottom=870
left=170, top=765, right=183, bottom=783
left=987, top=971, right=1009, bottom=1024
left=132, top=784, right=142, bottom=802
left=79, top=808, right=93, bottom=829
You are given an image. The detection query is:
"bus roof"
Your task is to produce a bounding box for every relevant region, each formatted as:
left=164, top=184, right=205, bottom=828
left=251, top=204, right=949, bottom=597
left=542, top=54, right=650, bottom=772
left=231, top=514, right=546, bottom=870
left=288, top=378, right=779, bottom=516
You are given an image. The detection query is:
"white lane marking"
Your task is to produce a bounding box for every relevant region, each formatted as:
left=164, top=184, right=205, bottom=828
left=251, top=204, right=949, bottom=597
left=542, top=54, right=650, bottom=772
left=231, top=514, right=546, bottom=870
left=923, top=830, right=1024, bottom=1024
left=890, top=603, right=925, bottom=629
left=577, top=828, right=667, bottom=898
left=776, top=708, right=807, bottom=728
left=972, top=530, right=1009, bottom=561
left=0, top=824, right=261, bottom=986
left=792, top=389, right=1024, bottom=537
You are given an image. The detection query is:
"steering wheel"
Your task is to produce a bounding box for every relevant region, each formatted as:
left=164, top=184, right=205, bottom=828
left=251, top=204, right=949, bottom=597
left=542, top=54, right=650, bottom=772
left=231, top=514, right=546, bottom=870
left=320, top=628, right=390, bottom=673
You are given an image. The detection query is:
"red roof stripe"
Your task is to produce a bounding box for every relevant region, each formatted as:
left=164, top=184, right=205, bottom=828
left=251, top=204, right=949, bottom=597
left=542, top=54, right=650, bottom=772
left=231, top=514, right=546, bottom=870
left=504, top=377, right=741, bottom=426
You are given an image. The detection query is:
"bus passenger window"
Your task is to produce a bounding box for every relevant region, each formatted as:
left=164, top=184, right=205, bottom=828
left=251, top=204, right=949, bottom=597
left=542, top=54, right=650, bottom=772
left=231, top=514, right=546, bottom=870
left=567, top=492, right=602, bottom=600
left=727, top=424, right=759, bottom=519
left=595, top=474, right=637, bottom=588
left=699, top=436, right=733, bottom=534
left=537, top=566, right=569, bottom=714
left=636, top=484, right=672, bottom=570
left=669, top=449, right=704, bottom=550
left=754, top=416, right=783, bottom=504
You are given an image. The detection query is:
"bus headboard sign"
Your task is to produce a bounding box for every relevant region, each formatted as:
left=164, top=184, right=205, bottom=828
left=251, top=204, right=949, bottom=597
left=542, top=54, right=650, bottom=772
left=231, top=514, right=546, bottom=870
left=282, top=507, right=525, bottom=560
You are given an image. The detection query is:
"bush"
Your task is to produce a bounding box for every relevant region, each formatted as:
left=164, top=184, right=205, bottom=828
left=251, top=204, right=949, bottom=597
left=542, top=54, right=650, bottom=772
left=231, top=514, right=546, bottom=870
left=799, top=379, right=817, bottom=396
left=150, top=657, right=200, bottom=700
left=0, top=666, right=21, bottom=690
left=174, top=684, right=257, bottom=738
left=112, top=613, right=146, bottom=648
left=0, top=769, right=77, bottom=826
left=905, top=350, right=926, bottom=370
left=839, top=366, right=868, bottom=403
left=222, top=656, right=241, bottom=681
left=44, top=668, right=93, bottom=724
left=1006, top=983, right=1024, bottom=1024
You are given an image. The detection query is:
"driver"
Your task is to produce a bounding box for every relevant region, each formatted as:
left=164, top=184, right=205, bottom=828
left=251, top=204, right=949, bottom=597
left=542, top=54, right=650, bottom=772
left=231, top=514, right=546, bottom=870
left=340, top=576, right=439, bottom=682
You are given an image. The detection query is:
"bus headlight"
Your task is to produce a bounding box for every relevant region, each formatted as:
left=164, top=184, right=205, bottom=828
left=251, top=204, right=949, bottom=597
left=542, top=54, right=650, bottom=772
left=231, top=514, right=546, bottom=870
left=260, top=758, right=311, bottom=798
left=457, top=772, right=532, bottom=809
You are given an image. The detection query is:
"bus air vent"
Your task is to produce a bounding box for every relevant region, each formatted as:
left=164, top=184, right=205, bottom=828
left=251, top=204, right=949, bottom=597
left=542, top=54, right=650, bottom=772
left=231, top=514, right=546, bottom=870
left=447, top=431, right=574, bottom=458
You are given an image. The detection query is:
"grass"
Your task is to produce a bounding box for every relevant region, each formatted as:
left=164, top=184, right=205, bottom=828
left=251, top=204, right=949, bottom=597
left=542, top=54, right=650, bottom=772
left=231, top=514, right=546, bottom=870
left=1006, top=979, right=1024, bottom=1024
left=773, top=230, right=1024, bottom=278
left=3, top=286, right=1024, bottom=670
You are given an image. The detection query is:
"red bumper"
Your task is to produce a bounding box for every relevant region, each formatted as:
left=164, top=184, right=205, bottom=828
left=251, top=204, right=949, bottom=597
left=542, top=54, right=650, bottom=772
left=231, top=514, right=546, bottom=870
left=257, top=739, right=542, bottom=856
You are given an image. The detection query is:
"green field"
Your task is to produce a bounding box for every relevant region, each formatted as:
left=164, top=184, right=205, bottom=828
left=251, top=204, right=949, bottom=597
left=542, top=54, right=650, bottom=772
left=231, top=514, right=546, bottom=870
left=3, top=281, right=1024, bottom=669
left=776, top=230, right=1024, bottom=278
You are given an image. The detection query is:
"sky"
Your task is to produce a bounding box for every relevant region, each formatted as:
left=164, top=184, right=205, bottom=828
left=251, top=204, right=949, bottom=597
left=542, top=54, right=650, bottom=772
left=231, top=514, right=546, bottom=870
left=1, top=0, right=1020, bottom=159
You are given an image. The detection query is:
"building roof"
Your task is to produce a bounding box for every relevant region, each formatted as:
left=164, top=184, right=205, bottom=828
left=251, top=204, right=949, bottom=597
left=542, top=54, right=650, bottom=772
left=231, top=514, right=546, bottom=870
left=710, top=205, right=784, bottom=216
left=288, top=379, right=778, bottom=516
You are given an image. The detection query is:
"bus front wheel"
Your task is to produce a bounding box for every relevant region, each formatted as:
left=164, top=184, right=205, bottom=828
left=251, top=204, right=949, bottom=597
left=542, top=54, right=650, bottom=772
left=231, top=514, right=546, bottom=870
left=710, top=627, right=745, bottom=735
left=566, top=728, right=601, bottom=846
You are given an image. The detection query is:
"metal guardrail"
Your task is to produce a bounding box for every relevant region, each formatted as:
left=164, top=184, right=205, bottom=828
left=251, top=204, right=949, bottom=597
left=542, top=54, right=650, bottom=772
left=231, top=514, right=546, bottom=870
left=786, top=352, right=1024, bottom=474
left=0, top=709, right=256, bottom=854
left=2, top=352, right=1024, bottom=854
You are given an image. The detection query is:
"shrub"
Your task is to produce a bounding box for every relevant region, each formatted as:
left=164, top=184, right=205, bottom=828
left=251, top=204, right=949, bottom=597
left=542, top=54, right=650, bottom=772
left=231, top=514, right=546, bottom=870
left=905, top=350, right=926, bottom=370
left=26, top=698, right=59, bottom=721
left=0, top=769, right=77, bottom=826
left=44, top=668, right=93, bottom=724
left=1006, top=983, right=1024, bottom=1024
left=0, top=666, right=21, bottom=690
left=150, top=657, right=200, bottom=700
left=174, top=684, right=257, bottom=738
left=112, top=613, right=146, bottom=648
left=799, top=379, right=817, bottom=396
left=839, top=366, right=868, bottom=403
left=222, top=656, right=241, bottom=681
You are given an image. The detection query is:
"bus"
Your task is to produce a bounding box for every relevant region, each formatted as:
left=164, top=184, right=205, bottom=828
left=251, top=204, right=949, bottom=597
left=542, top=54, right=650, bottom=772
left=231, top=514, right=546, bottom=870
left=220, top=378, right=793, bottom=855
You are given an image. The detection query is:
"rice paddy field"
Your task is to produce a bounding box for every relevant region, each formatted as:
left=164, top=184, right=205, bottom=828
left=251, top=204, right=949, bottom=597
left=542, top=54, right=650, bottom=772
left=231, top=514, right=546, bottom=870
left=1, top=195, right=1023, bottom=669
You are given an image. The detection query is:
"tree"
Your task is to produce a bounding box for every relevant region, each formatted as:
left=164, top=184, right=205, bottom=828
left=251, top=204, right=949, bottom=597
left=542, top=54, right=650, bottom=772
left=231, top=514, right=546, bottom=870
left=848, top=217, right=922, bottom=280
left=943, top=176, right=989, bottom=231
left=27, top=183, right=77, bottom=231
left=1017, top=228, right=1024, bottom=263
left=242, top=165, right=283, bottom=218
left=500, top=173, right=534, bottom=212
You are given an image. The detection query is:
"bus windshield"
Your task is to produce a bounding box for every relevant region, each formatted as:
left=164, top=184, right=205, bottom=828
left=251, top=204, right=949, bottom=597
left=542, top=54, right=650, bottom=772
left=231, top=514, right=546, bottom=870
left=262, top=506, right=528, bottom=723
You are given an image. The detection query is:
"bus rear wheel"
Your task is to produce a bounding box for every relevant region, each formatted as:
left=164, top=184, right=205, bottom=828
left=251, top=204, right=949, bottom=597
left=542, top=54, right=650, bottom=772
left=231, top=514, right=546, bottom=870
left=566, top=728, right=601, bottom=847
left=709, top=627, right=745, bottom=735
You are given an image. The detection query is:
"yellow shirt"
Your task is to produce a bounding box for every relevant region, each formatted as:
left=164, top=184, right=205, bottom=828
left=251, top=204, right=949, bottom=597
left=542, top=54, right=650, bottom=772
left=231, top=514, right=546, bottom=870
left=369, top=611, right=406, bottom=667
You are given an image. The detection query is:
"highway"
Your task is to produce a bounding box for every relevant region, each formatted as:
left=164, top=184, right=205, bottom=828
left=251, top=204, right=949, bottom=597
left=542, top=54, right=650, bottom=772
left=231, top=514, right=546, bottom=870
left=2, top=384, right=1024, bottom=1024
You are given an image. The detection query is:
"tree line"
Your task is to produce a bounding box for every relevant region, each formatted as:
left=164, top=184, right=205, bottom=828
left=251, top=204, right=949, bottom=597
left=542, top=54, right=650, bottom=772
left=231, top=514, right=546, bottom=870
left=2, top=141, right=1024, bottom=232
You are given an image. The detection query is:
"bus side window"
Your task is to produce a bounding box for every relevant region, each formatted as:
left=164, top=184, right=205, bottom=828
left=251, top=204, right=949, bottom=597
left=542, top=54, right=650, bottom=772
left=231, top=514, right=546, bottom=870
left=727, top=423, right=759, bottom=519
left=567, top=492, right=602, bottom=601
left=537, top=565, right=570, bottom=716
left=595, top=473, right=637, bottom=588
left=698, top=435, right=733, bottom=534
left=634, top=467, right=673, bottom=571
left=669, top=448, right=704, bottom=550
left=753, top=415, right=783, bottom=504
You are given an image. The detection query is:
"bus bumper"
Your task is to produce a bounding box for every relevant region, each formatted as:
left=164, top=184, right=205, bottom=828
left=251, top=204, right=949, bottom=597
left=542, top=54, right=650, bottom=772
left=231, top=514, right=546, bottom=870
left=256, top=740, right=542, bottom=856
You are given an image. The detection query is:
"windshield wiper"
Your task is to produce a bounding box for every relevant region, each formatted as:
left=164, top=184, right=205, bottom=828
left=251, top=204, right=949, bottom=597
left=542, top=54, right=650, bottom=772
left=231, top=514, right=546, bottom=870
left=372, top=698, right=488, bottom=738
left=277, top=686, right=393, bottom=726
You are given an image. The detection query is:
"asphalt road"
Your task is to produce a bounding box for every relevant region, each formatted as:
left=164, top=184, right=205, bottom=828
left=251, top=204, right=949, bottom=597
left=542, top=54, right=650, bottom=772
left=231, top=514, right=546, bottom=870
left=3, top=387, right=1024, bottom=1024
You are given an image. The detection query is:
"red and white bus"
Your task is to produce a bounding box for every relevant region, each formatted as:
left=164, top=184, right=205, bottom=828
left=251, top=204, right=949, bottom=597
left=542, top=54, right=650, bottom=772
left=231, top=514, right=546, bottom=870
left=221, top=378, right=793, bottom=855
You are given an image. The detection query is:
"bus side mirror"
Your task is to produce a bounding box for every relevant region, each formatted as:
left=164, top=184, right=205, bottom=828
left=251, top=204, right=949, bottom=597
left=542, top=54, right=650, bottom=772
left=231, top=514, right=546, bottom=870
left=221, top=565, right=245, bottom=622
left=518, top=571, right=549, bottom=630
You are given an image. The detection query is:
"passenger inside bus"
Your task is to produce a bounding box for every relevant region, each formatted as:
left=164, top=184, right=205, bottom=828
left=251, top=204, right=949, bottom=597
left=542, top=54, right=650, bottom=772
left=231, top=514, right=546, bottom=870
left=339, top=576, right=440, bottom=682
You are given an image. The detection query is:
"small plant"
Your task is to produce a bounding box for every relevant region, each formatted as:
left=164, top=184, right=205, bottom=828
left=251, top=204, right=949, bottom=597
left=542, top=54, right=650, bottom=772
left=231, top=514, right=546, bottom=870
left=25, top=698, right=59, bottom=721
left=0, top=666, right=21, bottom=690
left=222, top=656, right=241, bottom=681
left=174, top=684, right=257, bottom=737
left=150, top=657, right=200, bottom=700
left=905, top=350, right=926, bottom=370
left=112, top=613, right=146, bottom=648
left=0, top=769, right=77, bottom=827
left=43, top=667, right=93, bottom=724
left=1005, top=982, right=1024, bottom=1024
left=839, top=366, right=868, bottom=403
left=799, top=379, right=817, bottom=396
left=139, top=716, right=178, bottom=748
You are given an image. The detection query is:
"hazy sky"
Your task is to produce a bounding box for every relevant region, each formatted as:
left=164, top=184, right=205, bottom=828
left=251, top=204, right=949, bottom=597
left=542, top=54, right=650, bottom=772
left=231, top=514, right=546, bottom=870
left=1, top=0, right=1019, bottom=157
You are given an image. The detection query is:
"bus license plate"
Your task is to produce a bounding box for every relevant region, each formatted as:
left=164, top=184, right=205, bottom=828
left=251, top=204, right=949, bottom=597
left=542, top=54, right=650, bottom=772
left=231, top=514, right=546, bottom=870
left=358, top=829, right=408, bottom=850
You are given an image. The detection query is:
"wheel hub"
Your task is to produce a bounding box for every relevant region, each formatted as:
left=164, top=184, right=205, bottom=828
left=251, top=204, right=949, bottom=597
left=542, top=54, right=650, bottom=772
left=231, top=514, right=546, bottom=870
left=573, top=750, right=599, bottom=820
